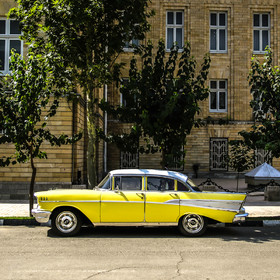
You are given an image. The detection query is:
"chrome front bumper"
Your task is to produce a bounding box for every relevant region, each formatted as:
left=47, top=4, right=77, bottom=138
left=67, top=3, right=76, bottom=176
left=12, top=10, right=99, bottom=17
left=232, top=208, right=248, bottom=223
left=31, top=208, right=51, bottom=223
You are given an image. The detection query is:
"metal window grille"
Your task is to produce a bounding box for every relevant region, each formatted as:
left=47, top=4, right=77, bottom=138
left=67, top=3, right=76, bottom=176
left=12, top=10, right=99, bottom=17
left=120, top=151, right=139, bottom=169
left=210, top=138, right=228, bottom=171
left=255, top=149, right=272, bottom=167
left=167, top=150, right=184, bottom=171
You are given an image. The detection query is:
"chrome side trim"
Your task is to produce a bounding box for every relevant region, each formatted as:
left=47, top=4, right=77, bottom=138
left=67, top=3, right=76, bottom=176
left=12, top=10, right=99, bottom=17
left=179, top=199, right=243, bottom=212
left=31, top=209, right=51, bottom=223
left=40, top=200, right=100, bottom=203
left=179, top=204, right=239, bottom=213
left=101, top=201, right=144, bottom=204
left=94, top=222, right=178, bottom=227
left=40, top=198, right=243, bottom=213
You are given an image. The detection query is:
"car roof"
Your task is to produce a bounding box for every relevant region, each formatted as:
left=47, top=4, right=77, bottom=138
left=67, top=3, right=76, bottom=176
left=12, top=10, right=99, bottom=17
left=109, top=169, right=189, bottom=183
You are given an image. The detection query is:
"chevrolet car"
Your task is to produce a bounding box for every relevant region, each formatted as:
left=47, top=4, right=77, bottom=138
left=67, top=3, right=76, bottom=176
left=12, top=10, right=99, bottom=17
left=32, top=169, right=248, bottom=237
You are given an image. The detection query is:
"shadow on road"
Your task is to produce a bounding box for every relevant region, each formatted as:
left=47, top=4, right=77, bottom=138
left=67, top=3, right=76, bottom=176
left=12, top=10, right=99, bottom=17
left=46, top=224, right=280, bottom=243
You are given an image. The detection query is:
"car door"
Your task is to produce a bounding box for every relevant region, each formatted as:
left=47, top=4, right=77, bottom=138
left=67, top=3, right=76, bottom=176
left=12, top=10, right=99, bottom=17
left=100, top=176, right=145, bottom=222
left=145, top=176, right=180, bottom=222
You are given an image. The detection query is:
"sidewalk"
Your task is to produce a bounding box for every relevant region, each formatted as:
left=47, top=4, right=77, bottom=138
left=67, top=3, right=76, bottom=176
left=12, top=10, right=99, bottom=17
left=0, top=178, right=280, bottom=223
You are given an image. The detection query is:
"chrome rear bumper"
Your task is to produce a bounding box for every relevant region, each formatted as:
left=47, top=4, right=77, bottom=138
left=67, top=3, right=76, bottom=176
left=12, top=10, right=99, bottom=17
left=233, top=208, right=248, bottom=223
left=31, top=208, right=51, bottom=223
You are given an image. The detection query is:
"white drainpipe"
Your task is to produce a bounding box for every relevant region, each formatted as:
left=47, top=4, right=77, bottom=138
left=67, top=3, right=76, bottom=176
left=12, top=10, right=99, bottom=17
left=104, top=83, right=108, bottom=173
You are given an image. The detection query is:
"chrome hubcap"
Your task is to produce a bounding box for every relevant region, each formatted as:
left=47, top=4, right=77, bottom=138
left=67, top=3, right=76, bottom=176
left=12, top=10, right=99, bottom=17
left=56, top=211, right=77, bottom=233
left=182, top=214, right=204, bottom=234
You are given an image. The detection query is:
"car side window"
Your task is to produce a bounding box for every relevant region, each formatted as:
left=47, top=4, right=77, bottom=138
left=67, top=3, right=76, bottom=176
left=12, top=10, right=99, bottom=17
left=147, top=177, right=174, bottom=191
left=114, top=176, right=142, bottom=191
left=177, top=181, right=190, bottom=192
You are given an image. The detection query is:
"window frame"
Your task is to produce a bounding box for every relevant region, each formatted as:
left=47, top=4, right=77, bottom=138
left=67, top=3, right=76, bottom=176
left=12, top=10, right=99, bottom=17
left=209, top=80, right=228, bottom=113
left=253, top=13, right=270, bottom=54
left=146, top=176, right=175, bottom=192
left=166, top=11, right=184, bottom=51
left=209, top=12, right=227, bottom=53
left=123, top=38, right=140, bottom=52
left=0, top=18, right=23, bottom=75
left=113, top=176, right=143, bottom=191
left=120, top=78, right=128, bottom=107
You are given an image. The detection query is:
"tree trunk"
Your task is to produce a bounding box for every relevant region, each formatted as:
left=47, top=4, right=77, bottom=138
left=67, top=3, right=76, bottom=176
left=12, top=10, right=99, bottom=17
left=86, top=84, right=97, bottom=187
left=29, top=157, right=36, bottom=217
left=87, top=111, right=97, bottom=187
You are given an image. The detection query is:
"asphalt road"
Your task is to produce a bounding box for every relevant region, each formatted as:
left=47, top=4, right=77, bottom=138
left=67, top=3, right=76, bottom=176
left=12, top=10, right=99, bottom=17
left=1, top=225, right=280, bottom=280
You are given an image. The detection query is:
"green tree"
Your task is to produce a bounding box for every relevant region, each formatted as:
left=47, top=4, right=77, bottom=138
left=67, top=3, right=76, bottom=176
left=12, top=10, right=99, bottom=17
left=0, top=51, right=82, bottom=215
left=228, top=141, right=254, bottom=191
left=10, top=0, right=153, bottom=185
left=240, top=48, right=280, bottom=158
left=98, top=40, right=210, bottom=168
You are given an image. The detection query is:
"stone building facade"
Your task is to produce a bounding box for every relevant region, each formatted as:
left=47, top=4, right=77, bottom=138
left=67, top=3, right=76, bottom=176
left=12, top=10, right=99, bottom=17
left=106, top=0, right=280, bottom=176
left=1, top=0, right=280, bottom=199
left=0, top=0, right=88, bottom=199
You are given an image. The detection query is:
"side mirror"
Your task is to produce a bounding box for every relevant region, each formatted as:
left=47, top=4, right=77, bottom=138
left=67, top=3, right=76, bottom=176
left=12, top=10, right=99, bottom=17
left=114, top=184, right=120, bottom=192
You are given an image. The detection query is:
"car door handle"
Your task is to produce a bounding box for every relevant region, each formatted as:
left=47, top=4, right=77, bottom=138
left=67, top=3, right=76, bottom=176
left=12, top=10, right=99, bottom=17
left=136, top=193, right=145, bottom=199
left=170, top=193, right=179, bottom=198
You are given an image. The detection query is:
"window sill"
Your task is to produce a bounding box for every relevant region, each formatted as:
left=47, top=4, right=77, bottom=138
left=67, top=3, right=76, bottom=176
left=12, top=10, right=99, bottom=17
left=210, top=51, right=228, bottom=54
left=253, top=51, right=266, bottom=55
left=209, top=110, right=227, bottom=113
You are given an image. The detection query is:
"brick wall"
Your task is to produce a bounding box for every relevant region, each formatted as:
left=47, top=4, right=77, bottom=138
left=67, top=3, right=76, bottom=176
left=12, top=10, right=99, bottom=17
left=106, top=0, right=280, bottom=175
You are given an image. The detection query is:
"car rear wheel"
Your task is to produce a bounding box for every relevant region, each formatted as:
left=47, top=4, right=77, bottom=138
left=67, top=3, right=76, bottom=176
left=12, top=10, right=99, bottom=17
left=51, top=209, right=82, bottom=237
left=178, top=214, right=207, bottom=237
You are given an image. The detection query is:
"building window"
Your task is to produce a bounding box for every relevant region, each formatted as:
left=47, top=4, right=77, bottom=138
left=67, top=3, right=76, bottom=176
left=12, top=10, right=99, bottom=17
left=123, top=38, right=140, bottom=52
left=0, top=19, right=22, bottom=74
left=255, top=149, right=272, bottom=167
left=164, top=147, right=184, bottom=171
left=210, top=138, right=228, bottom=171
left=253, top=13, right=270, bottom=53
left=210, top=12, right=227, bottom=52
left=120, top=78, right=128, bottom=107
left=120, top=151, right=139, bottom=169
left=210, top=80, right=227, bottom=112
left=166, top=11, right=183, bottom=50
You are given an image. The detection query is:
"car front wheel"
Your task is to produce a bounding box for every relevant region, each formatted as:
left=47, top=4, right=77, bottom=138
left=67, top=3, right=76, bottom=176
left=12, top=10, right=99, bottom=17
left=178, top=214, right=207, bottom=237
left=51, top=209, right=82, bottom=237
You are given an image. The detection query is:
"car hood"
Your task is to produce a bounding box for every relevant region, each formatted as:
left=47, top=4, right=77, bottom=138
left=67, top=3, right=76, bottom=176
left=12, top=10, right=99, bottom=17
left=35, top=188, right=101, bottom=202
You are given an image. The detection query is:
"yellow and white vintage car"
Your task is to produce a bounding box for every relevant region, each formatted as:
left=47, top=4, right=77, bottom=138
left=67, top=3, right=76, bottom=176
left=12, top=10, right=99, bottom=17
left=32, top=169, right=248, bottom=237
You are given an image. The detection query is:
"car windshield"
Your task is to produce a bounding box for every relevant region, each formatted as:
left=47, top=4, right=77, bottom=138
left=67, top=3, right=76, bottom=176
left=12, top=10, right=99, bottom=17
left=187, top=178, right=201, bottom=192
left=96, top=174, right=111, bottom=190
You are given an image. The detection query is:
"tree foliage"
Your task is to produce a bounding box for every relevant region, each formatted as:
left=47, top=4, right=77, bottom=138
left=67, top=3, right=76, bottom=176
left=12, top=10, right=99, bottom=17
left=0, top=50, right=82, bottom=214
left=9, top=0, right=153, bottom=185
left=228, top=140, right=254, bottom=191
left=9, top=0, right=153, bottom=88
left=99, top=40, right=211, bottom=168
left=240, top=49, right=280, bottom=158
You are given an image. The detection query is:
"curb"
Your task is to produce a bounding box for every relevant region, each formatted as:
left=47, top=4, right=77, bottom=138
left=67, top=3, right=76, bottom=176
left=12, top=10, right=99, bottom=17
left=0, top=218, right=51, bottom=226
left=0, top=218, right=280, bottom=227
